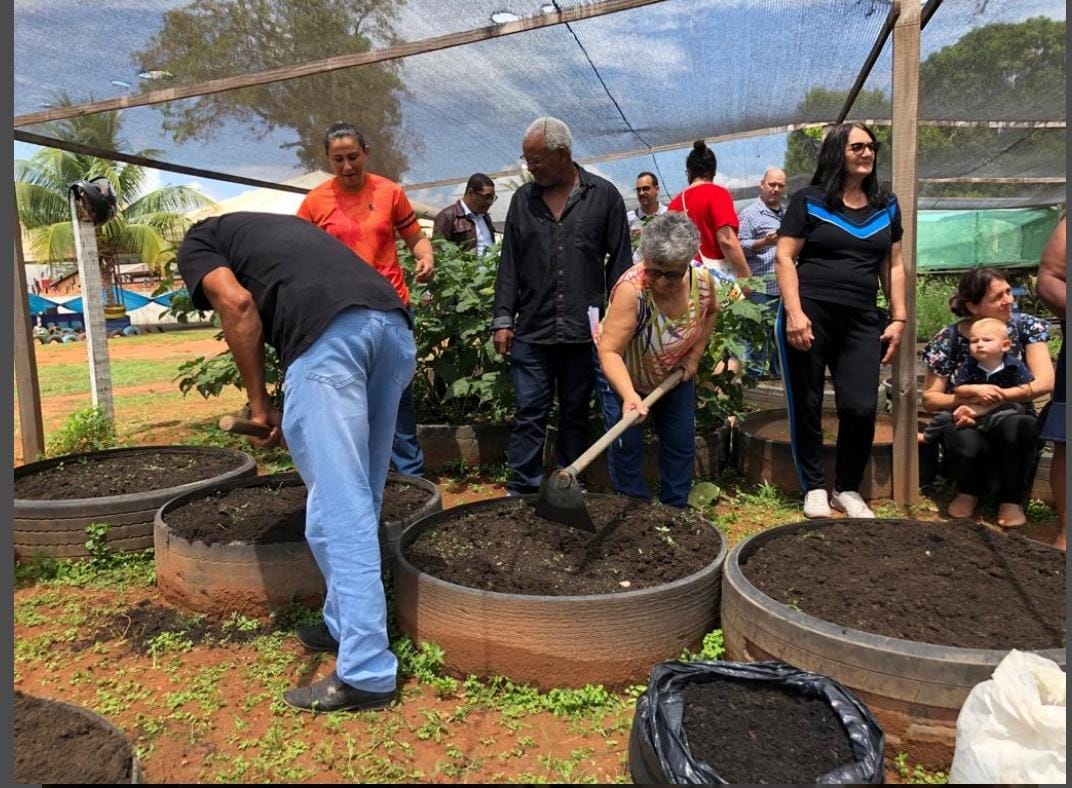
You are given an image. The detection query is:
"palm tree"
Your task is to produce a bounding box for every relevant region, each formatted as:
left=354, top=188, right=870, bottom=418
left=15, top=95, right=214, bottom=313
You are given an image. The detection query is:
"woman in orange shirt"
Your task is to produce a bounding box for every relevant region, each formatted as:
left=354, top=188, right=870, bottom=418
left=299, top=122, right=434, bottom=476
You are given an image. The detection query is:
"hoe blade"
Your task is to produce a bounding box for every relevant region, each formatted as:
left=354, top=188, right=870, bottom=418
left=533, top=470, right=596, bottom=532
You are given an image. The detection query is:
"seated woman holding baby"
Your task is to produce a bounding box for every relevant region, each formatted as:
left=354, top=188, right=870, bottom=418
left=921, top=268, right=1054, bottom=527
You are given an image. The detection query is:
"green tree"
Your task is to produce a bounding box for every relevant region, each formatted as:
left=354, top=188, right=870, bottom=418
left=784, top=18, right=1065, bottom=195
left=15, top=95, right=214, bottom=293
left=135, top=0, right=413, bottom=179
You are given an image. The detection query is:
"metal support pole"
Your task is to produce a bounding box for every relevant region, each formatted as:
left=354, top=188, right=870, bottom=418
left=69, top=191, right=115, bottom=423
left=891, top=0, right=921, bottom=504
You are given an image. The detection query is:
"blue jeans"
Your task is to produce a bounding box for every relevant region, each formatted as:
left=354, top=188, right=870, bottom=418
left=391, top=309, right=425, bottom=476
left=745, top=292, right=781, bottom=379
left=391, top=378, right=424, bottom=476
left=282, top=307, right=415, bottom=693
left=598, top=373, right=697, bottom=507
left=506, top=340, right=596, bottom=494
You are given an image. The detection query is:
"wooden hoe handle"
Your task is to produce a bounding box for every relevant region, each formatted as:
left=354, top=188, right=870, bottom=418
left=218, top=415, right=273, bottom=439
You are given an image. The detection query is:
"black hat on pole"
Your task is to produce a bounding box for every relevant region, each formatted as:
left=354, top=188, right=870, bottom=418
left=69, top=177, right=118, bottom=226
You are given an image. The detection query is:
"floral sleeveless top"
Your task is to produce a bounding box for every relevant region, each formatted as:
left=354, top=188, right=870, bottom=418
left=606, top=263, right=716, bottom=393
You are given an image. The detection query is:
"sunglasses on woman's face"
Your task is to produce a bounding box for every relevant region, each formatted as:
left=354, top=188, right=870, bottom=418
left=645, top=267, right=687, bottom=281
left=847, top=141, right=880, bottom=155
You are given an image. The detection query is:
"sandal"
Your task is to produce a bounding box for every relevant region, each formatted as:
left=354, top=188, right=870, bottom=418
left=947, top=493, right=979, bottom=519
left=996, top=503, right=1027, bottom=529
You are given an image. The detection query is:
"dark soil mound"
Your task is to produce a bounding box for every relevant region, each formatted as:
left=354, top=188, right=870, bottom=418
left=164, top=478, right=433, bottom=545
left=15, top=450, right=245, bottom=500
left=404, top=497, right=722, bottom=595
left=682, top=679, right=854, bottom=783
left=76, top=600, right=267, bottom=654
left=743, top=519, right=1066, bottom=650
left=15, top=692, right=133, bottom=784
left=380, top=482, right=434, bottom=524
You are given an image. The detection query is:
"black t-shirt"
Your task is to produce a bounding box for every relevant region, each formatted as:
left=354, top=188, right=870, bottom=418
left=779, top=185, right=903, bottom=309
left=177, top=212, right=408, bottom=370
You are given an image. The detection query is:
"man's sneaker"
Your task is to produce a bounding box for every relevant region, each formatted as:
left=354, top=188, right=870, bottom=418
left=831, top=490, right=875, bottom=519
left=803, top=489, right=831, bottom=518
left=282, top=672, right=395, bottom=713
left=296, top=622, right=339, bottom=654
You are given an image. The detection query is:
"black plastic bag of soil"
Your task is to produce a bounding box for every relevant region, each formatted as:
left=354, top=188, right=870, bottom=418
left=629, top=660, right=885, bottom=784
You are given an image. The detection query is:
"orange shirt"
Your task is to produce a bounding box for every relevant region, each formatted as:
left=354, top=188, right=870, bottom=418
left=297, top=173, right=421, bottom=305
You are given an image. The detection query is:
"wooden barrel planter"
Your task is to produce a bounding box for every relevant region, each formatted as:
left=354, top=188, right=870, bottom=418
left=393, top=495, right=726, bottom=690
left=722, top=518, right=1066, bottom=771
left=155, top=472, right=440, bottom=618
left=15, top=692, right=141, bottom=784
left=13, top=446, right=256, bottom=559
left=734, top=408, right=894, bottom=498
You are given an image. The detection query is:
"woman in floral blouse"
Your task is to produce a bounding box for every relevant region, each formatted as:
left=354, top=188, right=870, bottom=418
left=598, top=213, right=717, bottom=508
left=921, top=267, right=1054, bottom=527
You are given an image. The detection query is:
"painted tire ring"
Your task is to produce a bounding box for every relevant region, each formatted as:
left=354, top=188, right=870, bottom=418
left=721, top=518, right=1066, bottom=770
left=14, top=446, right=257, bottom=559
left=393, top=495, right=726, bottom=690
left=155, top=472, right=441, bottom=617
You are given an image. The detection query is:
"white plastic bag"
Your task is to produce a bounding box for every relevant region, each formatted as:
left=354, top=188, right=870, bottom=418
left=950, top=649, right=1066, bottom=784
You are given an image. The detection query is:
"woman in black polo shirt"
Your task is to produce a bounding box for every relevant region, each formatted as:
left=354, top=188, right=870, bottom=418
left=774, top=122, right=907, bottom=519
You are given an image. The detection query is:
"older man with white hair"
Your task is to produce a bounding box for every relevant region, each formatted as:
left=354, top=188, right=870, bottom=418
left=492, top=116, right=632, bottom=496
left=738, top=166, right=788, bottom=377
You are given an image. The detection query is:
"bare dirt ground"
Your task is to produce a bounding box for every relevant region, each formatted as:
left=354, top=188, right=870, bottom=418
left=14, top=328, right=246, bottom=465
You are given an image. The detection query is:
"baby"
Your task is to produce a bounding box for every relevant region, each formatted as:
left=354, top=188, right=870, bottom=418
left=922, top=317, right=1035, bottom=442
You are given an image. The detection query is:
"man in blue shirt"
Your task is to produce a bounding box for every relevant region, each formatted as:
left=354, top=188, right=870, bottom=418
left=737, top=167, right=787, bottom=378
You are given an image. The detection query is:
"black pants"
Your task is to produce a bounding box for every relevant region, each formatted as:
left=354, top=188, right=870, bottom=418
left=941, top=415, right=1038, bottom=503
left=506, top=339, right=596, bottom=494
left=776, top=297, right=881, bottom=492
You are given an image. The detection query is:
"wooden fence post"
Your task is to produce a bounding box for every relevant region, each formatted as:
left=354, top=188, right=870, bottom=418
left=13, top=185, right=45, bottom=461
left=891, top=0, right=921, bottom=504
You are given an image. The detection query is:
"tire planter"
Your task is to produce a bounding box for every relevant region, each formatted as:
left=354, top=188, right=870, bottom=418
left=721, top=519, right=1067, bottom=771
left=392, top=495, right=726, bottom=690
left=742, top=376, right=886, bottom=413
left=417, top=423, right=512, bottom=470
left=14, top=446, right=256, bottom=559
left=734, top=408, right=894, bottom=498
left=155, top=472, right=440, bottom=618
left=14, top=693, right=141, bottom=784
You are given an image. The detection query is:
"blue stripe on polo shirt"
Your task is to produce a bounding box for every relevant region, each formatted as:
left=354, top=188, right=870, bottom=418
left=804, top=198, right=892, bottom=239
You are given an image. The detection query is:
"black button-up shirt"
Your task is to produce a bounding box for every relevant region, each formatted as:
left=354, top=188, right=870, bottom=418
left=492, top=165, right=631, bottom=344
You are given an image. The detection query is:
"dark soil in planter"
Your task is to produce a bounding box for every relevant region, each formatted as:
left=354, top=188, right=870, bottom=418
left=163, top=479, right=433, bottom=545
left=682, top=679, right=854, bottom=783
left=15, top=691, right=132, bottom=784
left=14, top=450, right=246, bottom=500
left=404, top=497, right=722, bottom=595
left=743, top=520, right=1066, bottom=650
left=748, top=413, right=893, bottom=444
left=74, top=600, right=268, bottom=654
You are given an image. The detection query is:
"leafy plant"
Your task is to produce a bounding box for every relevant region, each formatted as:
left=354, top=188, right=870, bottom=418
left=696, top=279, right=777, bottom=428
left=680, top=629, right=725, bottom=662
left=405, top=238, right=514, bottom=425
left=894, top=752, right=949, bottom=784
left=45, top=405, right=118, bottom=457
left=916, top=275, right=957, bottom=343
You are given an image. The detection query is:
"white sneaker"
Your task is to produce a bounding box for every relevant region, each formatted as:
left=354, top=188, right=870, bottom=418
left=803, top=489, right=832, bottom=518
left=831, top=490, right=875, bottom=518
